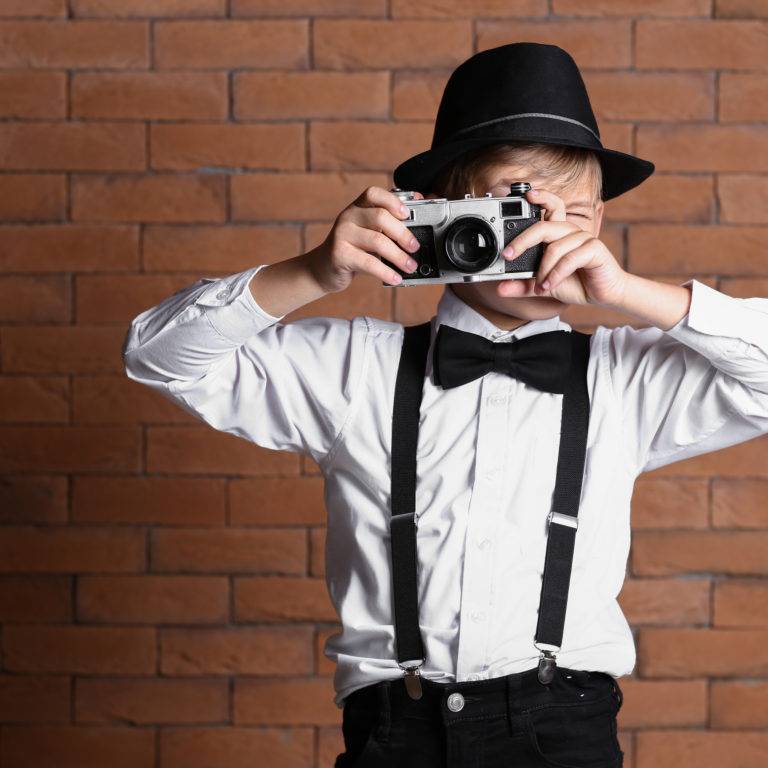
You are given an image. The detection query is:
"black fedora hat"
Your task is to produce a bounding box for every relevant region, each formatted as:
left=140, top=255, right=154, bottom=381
left=392, top=42, right=655, bottom=202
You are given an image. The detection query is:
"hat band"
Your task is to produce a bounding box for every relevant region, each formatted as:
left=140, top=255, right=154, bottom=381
left=445, top=112, right=601, bottom=144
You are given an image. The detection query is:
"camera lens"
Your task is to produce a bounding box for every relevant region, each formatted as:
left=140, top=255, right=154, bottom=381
left=444, top=217, right=498, bottom=273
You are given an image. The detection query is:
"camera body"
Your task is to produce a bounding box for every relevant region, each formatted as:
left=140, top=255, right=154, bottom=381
left=383, top=182, right=544, bottom=287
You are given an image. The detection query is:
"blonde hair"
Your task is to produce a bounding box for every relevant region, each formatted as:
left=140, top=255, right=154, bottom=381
left=429, top=141, right=603, bottom=205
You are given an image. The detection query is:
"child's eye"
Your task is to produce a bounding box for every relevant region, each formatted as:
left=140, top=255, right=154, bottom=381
left=567, top=212, right=589, bottom=218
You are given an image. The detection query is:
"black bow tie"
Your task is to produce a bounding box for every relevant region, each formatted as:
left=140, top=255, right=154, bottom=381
left=432, top=324, right=573, bottom=393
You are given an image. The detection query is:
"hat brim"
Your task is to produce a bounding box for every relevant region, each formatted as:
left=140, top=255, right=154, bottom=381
left=392, top=136, right=654, bottom=202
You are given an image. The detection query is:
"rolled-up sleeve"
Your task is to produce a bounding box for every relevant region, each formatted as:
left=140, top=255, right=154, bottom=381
left=605, top=278, right=768, bottom=475
left=122, top=264, right=371, bottom=466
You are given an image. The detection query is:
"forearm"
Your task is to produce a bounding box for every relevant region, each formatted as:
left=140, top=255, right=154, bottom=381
left=607, top=273, right=693, bottom=331
left=249, top=250, right=330, bottom=318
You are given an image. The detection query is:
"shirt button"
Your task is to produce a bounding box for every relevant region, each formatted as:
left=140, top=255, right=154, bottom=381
left=471, top=610, right=486, bottom=623
left=216, top=288, right=230, bottom=300
left=446, top=692, right=465, bottom=712
left=477, top=537, right=492, bottom=550
left=467, top=673, right=481, bottom=681
left=487, top=393, right=507, bottom=407
left=483, top=467, right=500, bottom=481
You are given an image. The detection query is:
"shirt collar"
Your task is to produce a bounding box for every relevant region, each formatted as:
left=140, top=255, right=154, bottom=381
left=434, top=284, right=568, bottom=341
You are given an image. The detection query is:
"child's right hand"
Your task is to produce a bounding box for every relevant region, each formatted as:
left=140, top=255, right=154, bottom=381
left=306, top=186, right=425, bottom=294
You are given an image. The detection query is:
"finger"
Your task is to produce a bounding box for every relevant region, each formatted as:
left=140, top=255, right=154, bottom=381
left=535, top=230, right=594, bottom=287
left=353, top=185, right=412, bottom=221
left=346, top=245, right=405, bottom=286
left=538, top=244, right=599, bottom=293
left=357, top=205, right=421, bottom=259
left=502, top=219, right=578, bottom=260
left=348, top=220, right=419, bottom=277
left=496, top=276, right=536, bottom=298
left=527, top=187, right=566, bottom=222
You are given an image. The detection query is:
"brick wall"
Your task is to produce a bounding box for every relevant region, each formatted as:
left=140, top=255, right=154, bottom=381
left=1, top=1, right=767, bottom=767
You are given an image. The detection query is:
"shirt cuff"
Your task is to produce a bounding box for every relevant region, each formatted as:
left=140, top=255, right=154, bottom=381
left=663, top=278, right=768, bottom=360
left=194, top=264, right=285, bottom=343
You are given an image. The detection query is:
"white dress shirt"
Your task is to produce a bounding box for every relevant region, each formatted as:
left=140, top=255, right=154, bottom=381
left=123, top=264, right=768, bottom=709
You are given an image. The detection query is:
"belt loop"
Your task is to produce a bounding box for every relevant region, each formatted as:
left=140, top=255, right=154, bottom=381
left=376, top=681, right=392, bottom=741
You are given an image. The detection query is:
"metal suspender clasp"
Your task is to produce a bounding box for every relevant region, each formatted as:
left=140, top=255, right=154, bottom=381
left=547, top=510, right=578, bottom=529
left=533, top=641, right=560, bottom=685
left=398, top=659, right=425, bottom=700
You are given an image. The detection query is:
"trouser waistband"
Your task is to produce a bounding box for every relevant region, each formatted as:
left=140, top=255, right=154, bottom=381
left=344, top=666, right=621, bottom=728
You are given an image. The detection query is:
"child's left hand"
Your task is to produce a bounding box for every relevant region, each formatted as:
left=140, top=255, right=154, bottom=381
left=498, top=187, right=629, bottom=307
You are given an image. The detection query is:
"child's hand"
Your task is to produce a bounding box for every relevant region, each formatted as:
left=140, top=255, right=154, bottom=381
left=307, top=186, right=424, bottom=294
left=497, top=187, right=628, bottom=307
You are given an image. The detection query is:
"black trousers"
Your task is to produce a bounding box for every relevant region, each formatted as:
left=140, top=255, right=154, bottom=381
left=335, top=665, right=624, bottom=768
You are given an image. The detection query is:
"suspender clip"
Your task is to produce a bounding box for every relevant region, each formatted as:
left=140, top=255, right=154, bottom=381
left=534, top=641, right=560, bottom=685
left=547, top=510, right=578, bottom=529
left=398, top=660, right=424, bottom=700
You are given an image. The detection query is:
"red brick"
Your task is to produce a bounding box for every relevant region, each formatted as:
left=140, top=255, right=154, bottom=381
left=554, top=0, right=711, bottom=12
left=583, top=72, right=714, bottom=122
left=639, top=627, right=768, bottom=676
left=234, top=70, right=389, bottom=119
left=0, top=0, right=66, bottom=15
left=0, top=224, right=138, bottom=272
left=391, top=0, right=546, bottom=16
left=0, top=122, right=145, bottom=171
left=636, top=731, right=768, bottom=768
left=0, top=477, right=68, bottom=524
left=619, top=577, right=710, bottom=626
left=0, top=526, right=145, bottom=573
left=160, top=626, right=313, bottom=675
left=711, top=680, right=768, bottom=728
left=0, top=71, right=66, bottom=118
left=636, top=20, right=768, bottom=69
left=74, top=376, right=200, bottom=425
left=160, top=727, right=313, bottom=768
left=392, top=71, right=449, bottom=120
left=712, top=478, right=768, bottom=528
left=319, top=725, right=345, bottom=767
left=714, top=580, right=768, bottom=627
left=720, top=73, right=768, bottom=122
left=234, top=576, right=336, bottom=622
left=315, top=626, right=341, bottom=676
left=0, top=174, right=65, bottom=221
left=150, top=528, right=306, bottom=574
left=0, top=725, right=154, bottom=768
left=629, top=478, right=710, bottom=529
left=611, top=679, right=707, bottom=728
left=719, top=277, right=768, bottom=297
left=477, top=20, right=631, bottom=69
left=605, top=174, right=714, bottom=223
left=235, top=677, right=339, bottom=725
left=0, top=275, right=68, bottom=322
left=150, top=123, right=305, bottom=171
left=234, top=0, right=384, bottom=13
left=78, top=575, right=228, bottom=623
left=2, top=325, right=128, bottom=374
left=146, top=426, right=299, bottom=475
left=75, top=677, right=229, bottom=724
left=72, top=173, right=225, bottom=223
left=633, top=531, right=768, bottom=576
left=143, top=224, right=301, bottom=272
left=230, top=171, right=388, bottom=221
left=154, top=20, right=308, bottom=69
left=310, top=526, right=325, bottom=577
left=718, top=175, right=768, bottom=224
left=646, top=438, right=768, bottom=478
left=72, top=72, right=228, bottom=119
left=72, top=0, right=226, bottom=16
left=0, top=426, right=140, bottom=473
left=0, top=20, right=148, bottom=68
left=73, top=476, right=226, bottom=526
left=0, top=376, right=69, bottom=423
left=0, top=576, right=70, bottom=621
left=314, top=19, right=472, bottom=69
left=230, top=476, right=326, bottom=526
left=629, top=225, right=768, bottom=274
left=4, top=625, right=156, bottom=673
left=0, top=675, right=70, bottom=723
left=311, top=120, right=432, bottom=172
left=716, top=0, right=768, bottom=17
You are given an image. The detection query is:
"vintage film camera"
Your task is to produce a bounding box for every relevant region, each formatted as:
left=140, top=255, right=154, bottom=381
left=382, top=181, right=544, bottom=287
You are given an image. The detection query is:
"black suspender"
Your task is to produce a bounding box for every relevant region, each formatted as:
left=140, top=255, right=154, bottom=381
left=389, top=321, right=592, bottom=700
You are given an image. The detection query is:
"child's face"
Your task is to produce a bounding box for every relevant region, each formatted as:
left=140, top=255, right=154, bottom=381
left=428, top=161, right=605, bottom=330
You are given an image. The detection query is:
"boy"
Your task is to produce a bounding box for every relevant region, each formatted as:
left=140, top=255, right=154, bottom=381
left=123, top=44, right=768, bottom=767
